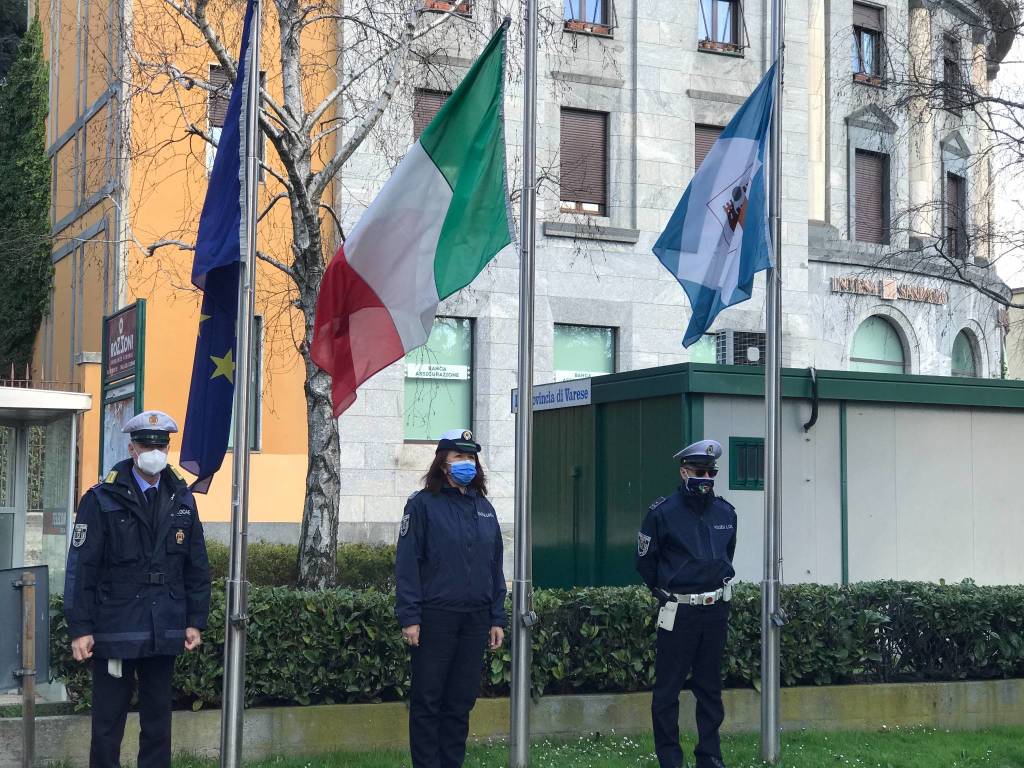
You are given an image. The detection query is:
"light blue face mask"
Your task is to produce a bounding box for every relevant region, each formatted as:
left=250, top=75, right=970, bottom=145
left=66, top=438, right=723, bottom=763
left=449, top=460, right=477, bottom=486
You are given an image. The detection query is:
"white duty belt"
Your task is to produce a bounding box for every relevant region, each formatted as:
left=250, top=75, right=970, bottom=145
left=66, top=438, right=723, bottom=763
left=669, top=584, right=732, bottom=605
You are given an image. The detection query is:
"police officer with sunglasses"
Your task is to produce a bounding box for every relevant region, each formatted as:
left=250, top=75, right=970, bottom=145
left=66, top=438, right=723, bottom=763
left=636, top=439, right=737, bottom=768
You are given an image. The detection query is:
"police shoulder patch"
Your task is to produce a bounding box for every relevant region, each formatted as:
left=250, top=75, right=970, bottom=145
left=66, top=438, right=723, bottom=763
left=400, top=514, right=411, bottom=537
left=637, top=532, right=652, bottom=557
left=72, top=523, right=88, bottom=547
left=648, top=496, right=667, bottom=511
left=104, top=470, right=118, bottom=484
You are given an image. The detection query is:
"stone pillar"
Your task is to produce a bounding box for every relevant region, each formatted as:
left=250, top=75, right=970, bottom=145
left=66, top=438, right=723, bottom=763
left=907, top=0, right=933, bottom=239
left=807, top=0, right=827, bottom=222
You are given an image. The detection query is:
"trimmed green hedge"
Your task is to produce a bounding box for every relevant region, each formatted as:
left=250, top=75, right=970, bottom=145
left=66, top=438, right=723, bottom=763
left=205, top=541, right=395, bottom=591
left=50, top=581, right=1024, bottom=711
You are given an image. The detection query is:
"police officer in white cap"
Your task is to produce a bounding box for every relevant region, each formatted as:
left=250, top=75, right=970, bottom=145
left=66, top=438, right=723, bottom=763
left=636, top=439, right=737, bottom=768
left=64, top=410, right=211, bottom=768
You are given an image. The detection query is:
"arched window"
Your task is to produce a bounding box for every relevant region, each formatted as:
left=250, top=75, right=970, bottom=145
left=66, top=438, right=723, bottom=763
left=850, top=316, right=906, bottom=373
left=951, top=330, right=977, bottom=377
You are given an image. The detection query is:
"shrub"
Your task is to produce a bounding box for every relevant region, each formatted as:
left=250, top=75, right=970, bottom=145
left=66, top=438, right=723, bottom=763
left=205, top=541, right=395, bottom=590
left=50, top=580, right=1024, bottom=711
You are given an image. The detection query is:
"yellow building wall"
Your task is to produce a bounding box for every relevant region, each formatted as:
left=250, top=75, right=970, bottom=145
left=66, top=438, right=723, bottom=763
left=38, top=0, right=338, bottom=525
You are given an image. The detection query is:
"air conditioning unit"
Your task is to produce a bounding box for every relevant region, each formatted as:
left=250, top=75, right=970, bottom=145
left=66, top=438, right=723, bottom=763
left=715, top=330, right=766, bottom=366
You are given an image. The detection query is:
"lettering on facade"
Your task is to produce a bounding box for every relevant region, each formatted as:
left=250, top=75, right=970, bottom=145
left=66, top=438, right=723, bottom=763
left=830, top=276, right=947, bottom=305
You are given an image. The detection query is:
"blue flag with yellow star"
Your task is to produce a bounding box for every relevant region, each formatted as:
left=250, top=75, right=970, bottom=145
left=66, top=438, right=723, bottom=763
left=180, top=0, right=256, bottom=492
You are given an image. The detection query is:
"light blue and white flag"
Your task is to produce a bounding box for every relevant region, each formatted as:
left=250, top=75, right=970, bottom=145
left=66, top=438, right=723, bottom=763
left=653, top=63, right=778, bottom=347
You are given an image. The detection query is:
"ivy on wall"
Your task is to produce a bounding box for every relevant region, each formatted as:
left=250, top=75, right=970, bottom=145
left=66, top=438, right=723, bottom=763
left=0, top=17, right=51, bottom=374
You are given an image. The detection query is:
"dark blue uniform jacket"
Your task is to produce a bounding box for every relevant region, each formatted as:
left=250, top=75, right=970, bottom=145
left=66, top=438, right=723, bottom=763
left=63, top=459, right=212, bottom=659
left=395, top=486, right=507, bottom=629
left=635, top=486, right=737, bottom=595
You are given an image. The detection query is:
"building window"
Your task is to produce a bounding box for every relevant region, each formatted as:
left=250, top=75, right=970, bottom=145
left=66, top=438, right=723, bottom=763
left=423, top=0, right=472, bottom=15
left=404, top=317, right=473, bottom=441
left=560, top=108, right=608, bottom=215
left=699, top=0, right=743, bottom=53
left=943, top=34, right=962, bottom=113
left=850, top=316, right=906, bottom=373
left=945, top=172, right=966, bottom=259
left=228, top=315, right=262, bottom=450
left=208, top=65, right=265, bottom=177
left=951, top=330, right=977, bottom=377
left=689, top=333, right=718, bottom=363
left=854, top=149, right=888, bottom=244
left=553, top=324, right=615, bottom=381
left=695, top=124, right=723, bottom=172
left=852, top=3, right=883, bottom=84
left=729, top=437, right=764, bottom=491
left=413, top=89, right=450, bottom=142
left=564, top=0, right=611, bottom=33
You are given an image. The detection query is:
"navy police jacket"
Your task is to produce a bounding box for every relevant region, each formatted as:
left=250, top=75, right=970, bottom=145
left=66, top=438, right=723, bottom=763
left=395, top=486, right=507, bottom=628
left=63, top=459, right=212, bottom=659
left=635, top=485, right=737, bottom=595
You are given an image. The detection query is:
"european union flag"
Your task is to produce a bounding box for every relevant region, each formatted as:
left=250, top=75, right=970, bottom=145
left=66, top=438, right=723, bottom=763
left=653, top=63, right=778, bottom=347
left=180, top=0, right=257, bottom=491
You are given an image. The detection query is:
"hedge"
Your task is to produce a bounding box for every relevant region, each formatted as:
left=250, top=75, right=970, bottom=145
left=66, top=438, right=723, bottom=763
left=205, top=541, right=395, bottom=591
left=50, top=580, right=1024, bottom=711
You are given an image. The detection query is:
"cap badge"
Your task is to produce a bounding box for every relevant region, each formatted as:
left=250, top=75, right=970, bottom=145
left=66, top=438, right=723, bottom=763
left=175, top=529, right=185, bottom=545
left=149, top=413, right=159, bottom=425
left=706, top=444, right=715, bottom=455
left=462, top=430, right=473, bottom=440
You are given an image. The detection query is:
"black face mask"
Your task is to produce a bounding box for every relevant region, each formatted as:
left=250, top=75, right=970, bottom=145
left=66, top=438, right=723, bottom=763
left=685, top=476, right=715, bottom=496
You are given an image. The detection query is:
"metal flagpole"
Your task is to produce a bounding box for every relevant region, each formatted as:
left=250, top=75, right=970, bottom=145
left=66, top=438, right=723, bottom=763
left=220, top=1, right=261, bottom=765
left=509, top=0, right=539, bottom=765
left=760, top=0, right=785, bottom=760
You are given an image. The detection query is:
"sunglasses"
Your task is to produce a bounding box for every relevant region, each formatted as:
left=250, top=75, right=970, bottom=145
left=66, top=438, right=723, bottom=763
left=686, top=467, right=718, bottom=478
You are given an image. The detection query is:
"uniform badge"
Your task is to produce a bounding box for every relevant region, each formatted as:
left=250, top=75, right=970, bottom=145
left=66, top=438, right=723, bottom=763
left=72, top=523, right=88, bottom=547
left=400, top=514, right=410, bottom=537
left=637, top=532, right=651, bottom=557
left=175, top=529, right=185, bottom=545
left=148, top=413, right=159, bottom=425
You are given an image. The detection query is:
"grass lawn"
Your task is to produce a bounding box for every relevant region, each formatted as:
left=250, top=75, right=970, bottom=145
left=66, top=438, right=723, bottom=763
left=174, top=727, right=1024, bottom=768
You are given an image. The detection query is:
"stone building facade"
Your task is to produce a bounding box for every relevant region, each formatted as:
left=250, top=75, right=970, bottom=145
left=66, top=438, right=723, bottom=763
left=326, top=0, right=1014, bottom=553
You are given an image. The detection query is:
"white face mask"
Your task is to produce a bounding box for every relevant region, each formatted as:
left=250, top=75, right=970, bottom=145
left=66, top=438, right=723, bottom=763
left=135, top=449, right=168, bottom=475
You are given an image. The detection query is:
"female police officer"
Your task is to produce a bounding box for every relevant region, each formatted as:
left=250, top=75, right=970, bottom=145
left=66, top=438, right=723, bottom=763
left=395, top=428, right=507, bottom=768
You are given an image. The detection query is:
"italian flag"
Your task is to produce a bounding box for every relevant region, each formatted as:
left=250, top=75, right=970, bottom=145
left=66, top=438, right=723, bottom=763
left=311, top=24, right=514, bottom=416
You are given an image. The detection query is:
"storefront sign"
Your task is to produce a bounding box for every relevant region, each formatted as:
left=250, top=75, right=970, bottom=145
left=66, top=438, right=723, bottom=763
left=830, top=276, right=946, bottom=305
left=405, top=363, right=470, bottom=380
left=511, top=378, right=592, bottom=413
left=105, top=305, right=138, bottom=380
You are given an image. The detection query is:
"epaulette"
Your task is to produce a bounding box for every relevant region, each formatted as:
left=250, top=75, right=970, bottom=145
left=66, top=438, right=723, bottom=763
left=168, top=464, right=185, bottom=482
left=649, top=496, right=667, bottom=511
left=104, top=470, right=118, bottom=484
left=407, top=490, right=420, bottom=501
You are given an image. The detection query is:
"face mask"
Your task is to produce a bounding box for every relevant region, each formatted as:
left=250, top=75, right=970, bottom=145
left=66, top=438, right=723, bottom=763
left=448, top=460, right=477, bottom=486
left=685, top=476, right=715, bottom=496
left=135, top=449, right=168, bottom=475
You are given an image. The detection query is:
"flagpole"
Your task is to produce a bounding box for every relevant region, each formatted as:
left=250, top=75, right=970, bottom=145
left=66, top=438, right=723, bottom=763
left=509, top=0, right=538, bottom=765
left=220, top=0, right=261, bottom=765
left=761, top=0, right=785, bottom=759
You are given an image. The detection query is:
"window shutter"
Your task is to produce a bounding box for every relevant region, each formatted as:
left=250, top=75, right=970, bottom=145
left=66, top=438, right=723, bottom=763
left=413, top=90, right=449, bottom=141
left=855, top=150, right=886, bottom=243
left=694, top=125, right=722, bottom=171
left=852, top=2, right=881, bottom=30
left=208, top=65, right=230, bottom=128
left=560, top=108, right=608, bottom=209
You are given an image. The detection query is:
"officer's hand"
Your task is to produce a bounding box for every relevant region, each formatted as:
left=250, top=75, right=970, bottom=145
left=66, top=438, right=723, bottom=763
left=402, top=624, right=420, bottom=647
left=489, top=626, right=504, bottom=650
left=185, top=627, right=203, bottom=651
left=71, top=635, right=94, bottom=662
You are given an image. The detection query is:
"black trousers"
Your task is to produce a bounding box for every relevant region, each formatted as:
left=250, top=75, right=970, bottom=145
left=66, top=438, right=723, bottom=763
left=651, top=602, right=730, bottom=768
left=90, top=655, right=176, bottom=768
left=409, top=607, right=490, bottom=768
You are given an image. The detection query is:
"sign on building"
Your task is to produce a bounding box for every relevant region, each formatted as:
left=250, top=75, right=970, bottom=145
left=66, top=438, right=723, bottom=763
left=511, top=378, right=593, bottom=413
left=100, top=302, right=146, bottom=477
